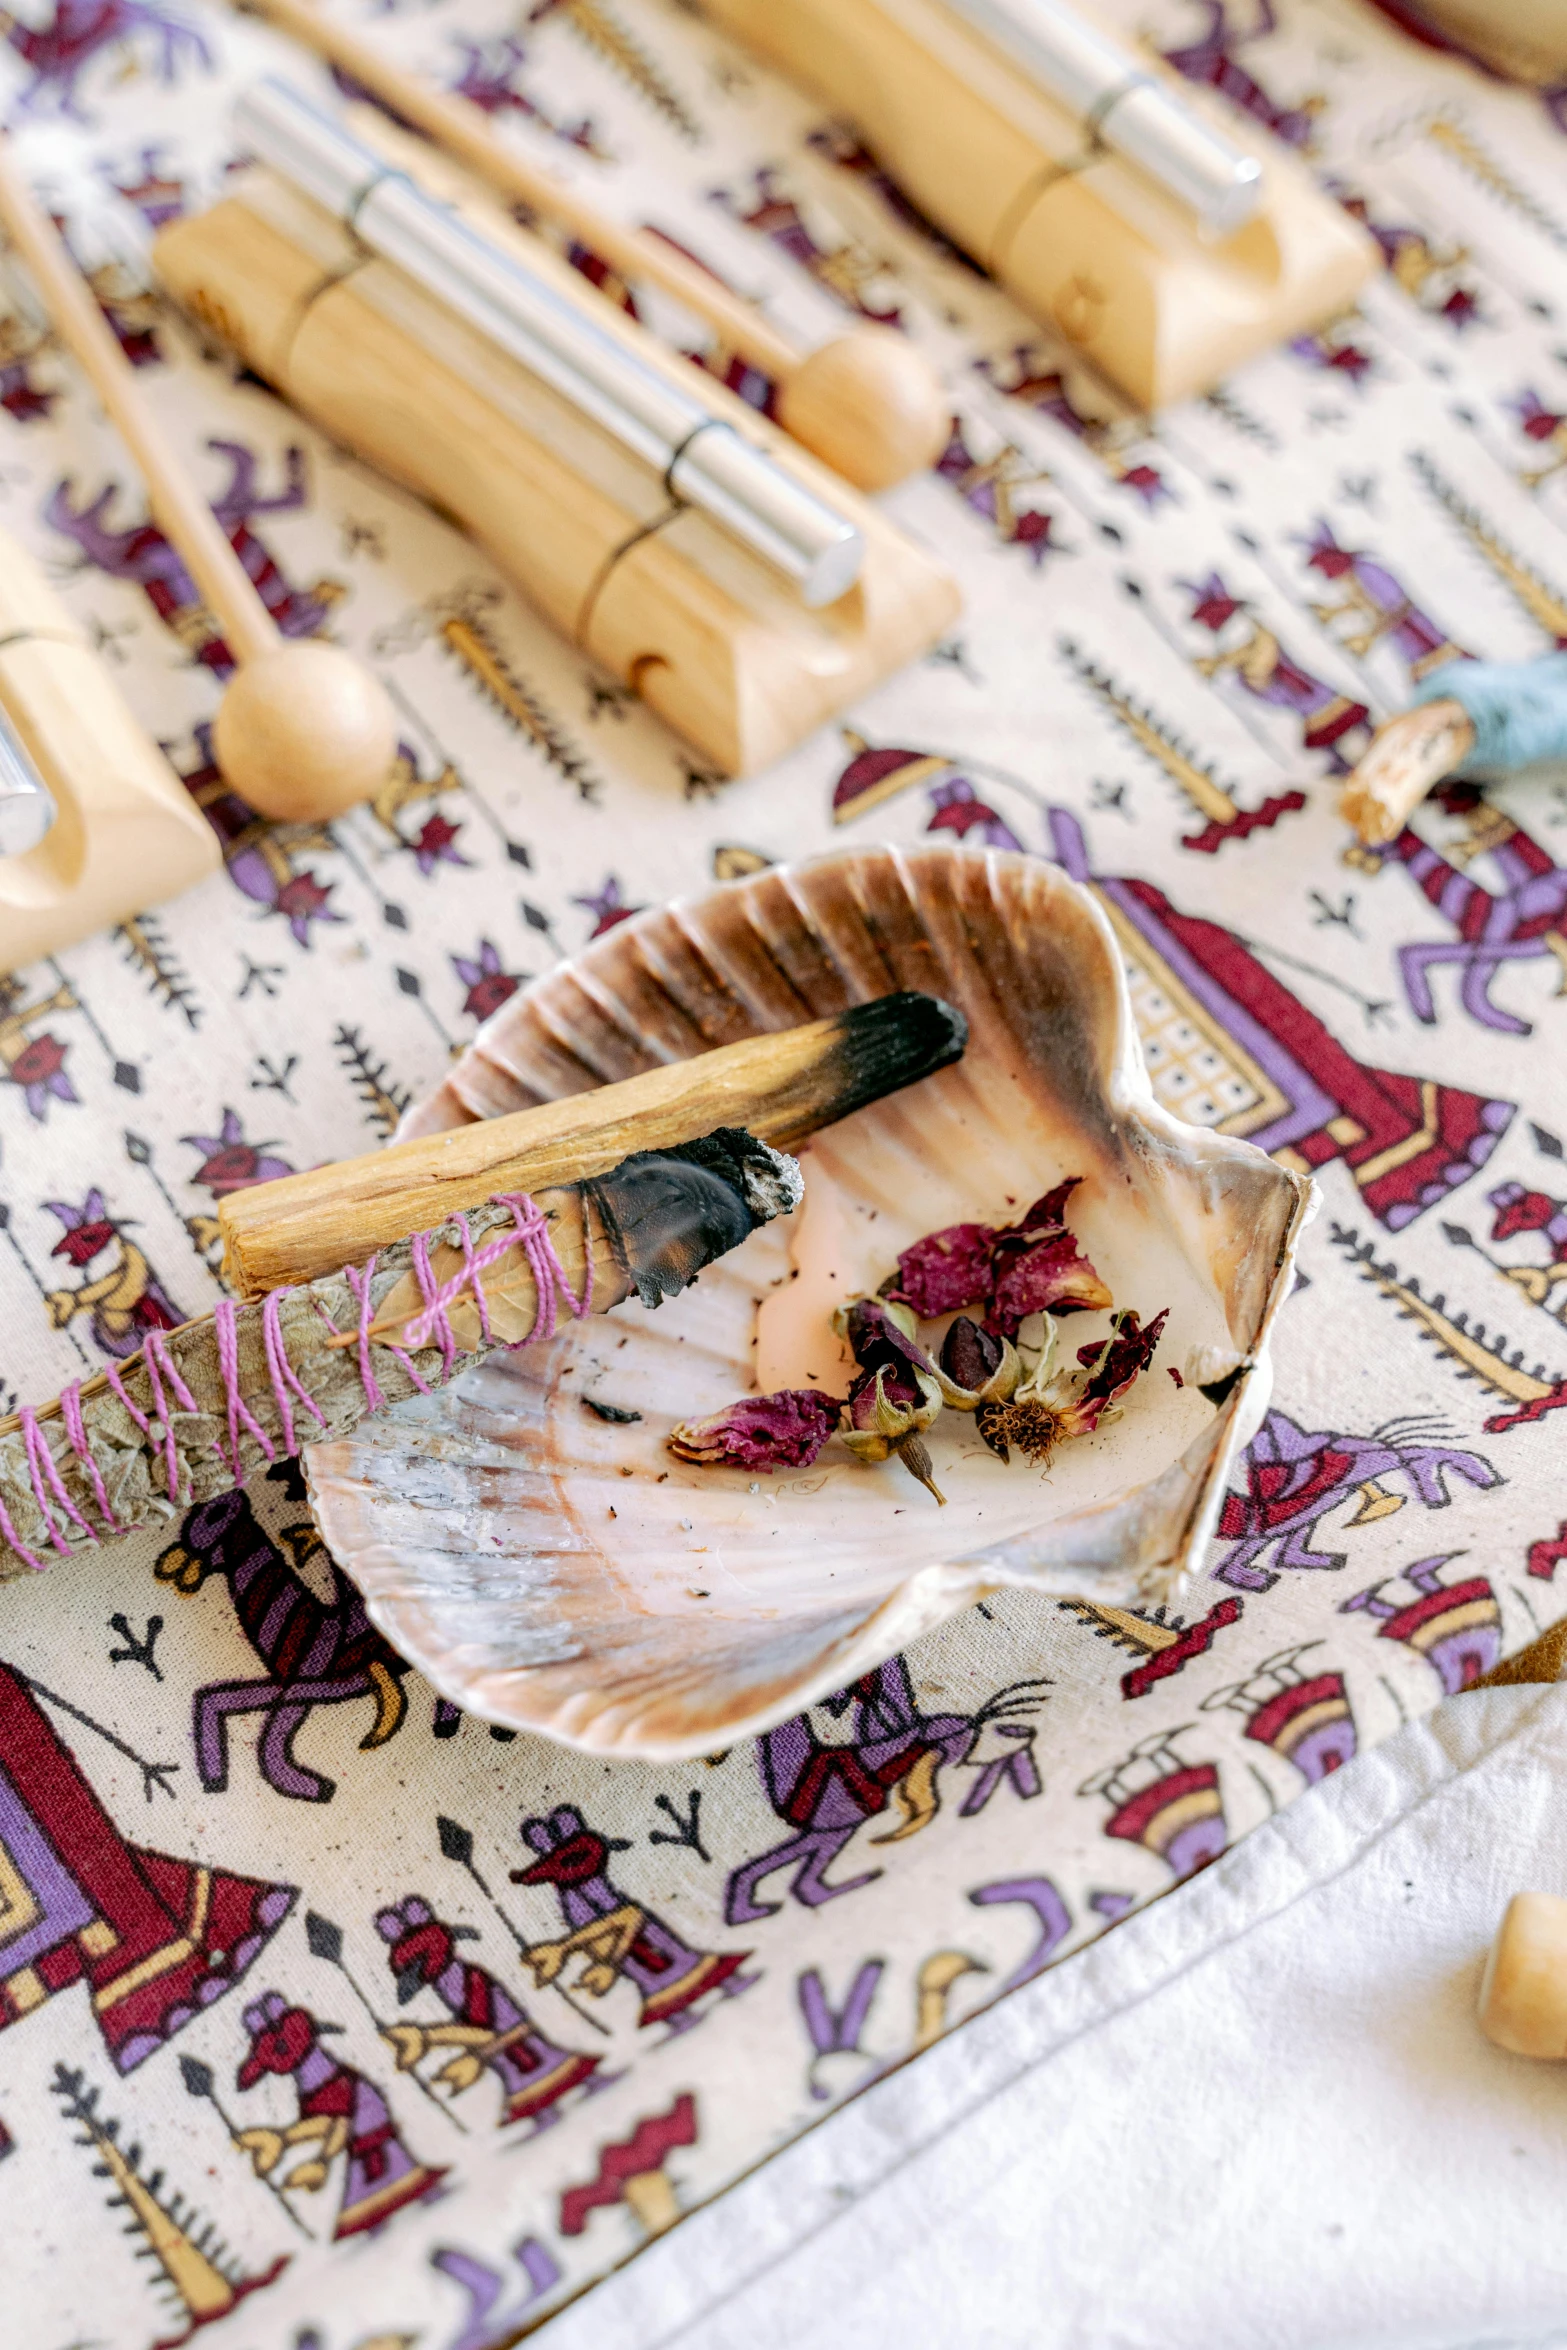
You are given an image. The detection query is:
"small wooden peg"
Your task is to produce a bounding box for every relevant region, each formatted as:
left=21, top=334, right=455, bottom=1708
left=0, top=134, right=396, bottom=825
left=1478, top=1892, right=1567, bottom=2058
left=230, top=0, right=948, bottom=489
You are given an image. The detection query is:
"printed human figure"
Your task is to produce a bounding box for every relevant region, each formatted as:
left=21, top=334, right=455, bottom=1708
left=235, top=1990, right=448, bottom=2239
left=514, top=1806, right=754, bottom=2033
left=1159, top=1, right=1323, bottom=150
left=1301, top=520, right=1468, bottom=680
left=0, top=973, right=78, bottom=1119
left=43, top=1190, right=184, bottom=1354
left=1487, top=1177, right=1567, bottom=1307
left=1201, top=1644, right=1359, bottom=1782
left=1183, top=572, right=1372, bottom=770
left=1365, top=784, right=1567, bottom=1035
left=1341, top=1555, right=1503, bottom=1693
left=1080, top=1730, right=1228, bottom=1880
left=374, top=1896, right=603, bottom=2128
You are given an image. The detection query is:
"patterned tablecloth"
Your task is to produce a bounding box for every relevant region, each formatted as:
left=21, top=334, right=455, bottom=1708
left=4, top=0, right=1567, bottom=2340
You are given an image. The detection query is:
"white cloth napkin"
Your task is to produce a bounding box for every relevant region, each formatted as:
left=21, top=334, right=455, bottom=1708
left=538, top=1681, right=1567, bottom=2350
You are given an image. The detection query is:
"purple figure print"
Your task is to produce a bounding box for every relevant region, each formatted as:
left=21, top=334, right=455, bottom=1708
left=1159, top=1, right=1323, bottom=149
left=430, top=2237, right=562, bottom=2350
left=713, top=168, right=902, bottom=325
left=969, top=1877, right=1073, bottom=1990
left=1510, top=389, right=1567, bottom=491
left=43, top=1191, right=183, bottom=1356
left=725, top=1656, right=1050, bottom=1925
left=182, top=1108, right=292, bottom=1198
left=0, top=316, right=56, bottom=422
left=573, top=876, right=642, bottom=938
left=375, top=1896, right=603, bottom=2128
left=1341, top=1554, right=1503, bottom=1692
left=926, top=779, right=1024, bottom=852
left=235, top=1991, right=447, bottom=2239
left=1212, top=1406, right=1499, bottom=1593
left=1332, top=185, right=1480, bottom=327
left=514, top=1806, right=755, bottom=2033
left=155, top=1487, right=459, bottom=1803
left=1202, top=1643, right=1358, bottom=1781
left=4, top=0, right=212, bottom=120
left=798, top=1959, right=884, bottom=2099
left=1184, top=572, right=1371, bottom=769
left=47, top=442, right=341, bottom=676
left=1301, top=519, right=1469, bottom=682
left=1488, top=1177, right=1567, bottom=1311
left=1080, top=1730, right=1228, bottom=1881
left=1367, top=785, right=1567, bottom=1035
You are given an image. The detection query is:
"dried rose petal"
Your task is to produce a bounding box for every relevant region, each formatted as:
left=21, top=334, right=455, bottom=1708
left=984, top=1179, right=1111, bottom=1339
left=1058, top=1307, right=1169, bottom=1438
left=891, top=1222, right=995, bottom=1318
left=668, top=1388, right=841, bottom=1472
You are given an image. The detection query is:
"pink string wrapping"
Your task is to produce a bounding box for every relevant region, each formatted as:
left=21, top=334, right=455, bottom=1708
left=2, top=1193, right=591, bottom=1569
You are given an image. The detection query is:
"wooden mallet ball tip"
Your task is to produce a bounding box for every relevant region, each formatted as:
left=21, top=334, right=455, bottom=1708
left=778, top=327, right=950, bottom=494
left=1478, top=1891, right=1567, bottom=2058
left=211, top=641, right=399, bottom=824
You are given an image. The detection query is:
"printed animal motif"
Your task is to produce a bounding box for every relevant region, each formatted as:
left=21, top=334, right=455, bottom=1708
left=515, top=1807, right=754, bottom=2033
left=1, top=0, right=212, bottom=120
left=1211, top=1406, right=1499, bottom=1592
left=0, top=974, right=78, bottom=1119
left=0, top=1660, right=294, bottom=2077
left=47, top=442, right=342, bottom=675
left=725, top=1656, right=1048, bottom=1925
left=1079, top=1730, right=1228, bottom=1880
left=179, top=727, right=344, bottom=946
left=1159, top=1, right=1323, bottom=149
left=979, top=351, right=1172, bottom=508
left=156, top=1488, right=459, bottom=1803
left=1366, top=784, right=1567, bottom=1034
left=935, top=422, right=1060, bottom=561
left=1049, top=805, right=1515, bottom=1226
left=712, top=168, right=903, bottom=325
left=1201, top=1643, right=1359, bottom=1781
left=235, top=1991, right=447, bottom=2239
left=44, top=1190, right=184, bottom=1356
left=1301, top=519, right=1468, bottom=679
left=1341, top=1553, right=1503, bottom=1692
left=429, top=2237, right=561, bottom=2350
left=1511, top=390, right=1567, bottom=492
left=375, top=1896, right=603, bottom=2128
left=1184, top=572, right=1371, bottom=769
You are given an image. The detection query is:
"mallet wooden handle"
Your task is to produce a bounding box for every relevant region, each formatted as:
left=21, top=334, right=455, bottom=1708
left=0, top=137, right=276, bottom=669
left=220, top=991, right=968, bottom=1298
left=231, top=0, right=949, bottom=489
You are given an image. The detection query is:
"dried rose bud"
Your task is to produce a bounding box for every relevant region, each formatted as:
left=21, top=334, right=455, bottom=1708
left=891, top=1221, right=994, bottom=1318
left=668, top=1388, right=842, bottom=1472
left=939, top=1315, right=1023, bottom=1411
left=976, top=1304, right=1166, bottom=1463
left=839, top=1360, right=947, bottom=1503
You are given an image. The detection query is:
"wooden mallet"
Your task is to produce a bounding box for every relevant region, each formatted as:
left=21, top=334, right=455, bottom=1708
left=0, top=133, right=398, bottom=824
left=231, top=0, right=950, bottom=493
left=1479, top=1893, right=1567, bottom=2059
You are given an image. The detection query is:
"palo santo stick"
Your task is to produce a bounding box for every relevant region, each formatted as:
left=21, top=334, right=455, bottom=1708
left=0, top=1134, right=800, bottom=1585
left=230, top=0, right=948, bottom=490
left=219, top=992, right=968, bottom=1300
left=1341, top=698, right=1476, bottom=846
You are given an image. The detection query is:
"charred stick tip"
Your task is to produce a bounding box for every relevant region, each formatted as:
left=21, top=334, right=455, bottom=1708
left=808, top=992, right=967, bottom=1133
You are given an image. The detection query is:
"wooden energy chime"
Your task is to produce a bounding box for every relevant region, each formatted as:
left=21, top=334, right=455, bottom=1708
left=154, top=83, right=961, bottom=776
left=0, top=521, right=218, bottom=974
left=698, top=0, right=1379, bottom=407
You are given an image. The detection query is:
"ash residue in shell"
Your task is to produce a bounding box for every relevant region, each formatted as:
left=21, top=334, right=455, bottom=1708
left=582, top=1129, right=801, bottom=1308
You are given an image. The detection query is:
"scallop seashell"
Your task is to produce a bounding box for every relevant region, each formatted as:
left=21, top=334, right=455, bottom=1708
left=304, top=844, right=1312, bottom=1759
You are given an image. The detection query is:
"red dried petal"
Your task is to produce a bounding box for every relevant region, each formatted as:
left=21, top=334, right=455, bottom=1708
left=891, top=1223, right=994, bottom=1318
left=667, top=1389, right=841, bottom=1471
left=986, top=1229, right=1113, bottom=1339
left=1061, top=1308, right=1169, bottom=1436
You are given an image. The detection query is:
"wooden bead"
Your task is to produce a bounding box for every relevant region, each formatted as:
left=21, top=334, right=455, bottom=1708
left=211, top=642, right=399, bottom=823
left=777, top=328, right=950, bottom=493
left=1478, top=1891, right=1567, bottom=2057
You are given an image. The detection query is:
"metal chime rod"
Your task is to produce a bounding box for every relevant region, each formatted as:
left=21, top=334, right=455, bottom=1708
left=236, top=81, right=865, bottom=608
left=939, top=0, right=1263, bottom=235
left=0, top=703, right=56, bottom=858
